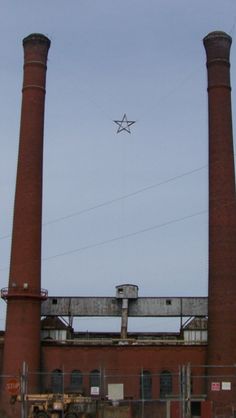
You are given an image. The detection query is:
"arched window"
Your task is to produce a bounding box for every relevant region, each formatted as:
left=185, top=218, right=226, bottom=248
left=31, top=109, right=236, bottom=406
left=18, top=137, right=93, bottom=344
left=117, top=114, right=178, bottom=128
left=140, top=370, right=152, bottom=399
left=51, top=369, right=63, bottom=393
left=71, top=370, right=83, bottom=391
left=89, top=369, right=100, bottom=389
left=160, top=370, right=172, bottom=398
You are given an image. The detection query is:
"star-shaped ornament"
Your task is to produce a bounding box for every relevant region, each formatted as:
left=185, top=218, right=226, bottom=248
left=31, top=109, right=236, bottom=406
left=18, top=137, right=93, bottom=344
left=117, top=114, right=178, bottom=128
left=114, top=113, right=136, bottom=134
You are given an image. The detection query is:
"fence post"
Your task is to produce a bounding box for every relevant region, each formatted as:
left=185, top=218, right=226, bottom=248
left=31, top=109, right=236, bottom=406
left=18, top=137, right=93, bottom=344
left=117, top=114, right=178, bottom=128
left=186, top=363, right=191, bottom=418
left=21, top=362, right=28, bottom=418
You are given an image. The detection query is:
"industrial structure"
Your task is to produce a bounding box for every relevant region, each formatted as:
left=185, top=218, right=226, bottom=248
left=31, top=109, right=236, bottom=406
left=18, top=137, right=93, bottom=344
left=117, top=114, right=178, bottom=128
left=0, top=31, right=235, bottom=418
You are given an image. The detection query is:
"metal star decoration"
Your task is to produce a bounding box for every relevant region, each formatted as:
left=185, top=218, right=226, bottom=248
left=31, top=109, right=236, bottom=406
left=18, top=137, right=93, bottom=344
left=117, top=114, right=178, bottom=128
left=114, top=113, right=136, bottom=134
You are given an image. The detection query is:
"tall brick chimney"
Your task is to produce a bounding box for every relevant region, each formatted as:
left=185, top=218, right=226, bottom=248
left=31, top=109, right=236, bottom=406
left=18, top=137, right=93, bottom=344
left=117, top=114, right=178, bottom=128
left=1, top=33, right=50, bottom=403
left=204, top=32, right=236, bottom=400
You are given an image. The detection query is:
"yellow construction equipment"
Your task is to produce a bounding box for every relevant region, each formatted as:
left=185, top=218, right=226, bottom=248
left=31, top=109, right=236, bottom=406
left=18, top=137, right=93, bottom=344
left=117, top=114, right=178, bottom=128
left=17, top=393, right=96, bottom=418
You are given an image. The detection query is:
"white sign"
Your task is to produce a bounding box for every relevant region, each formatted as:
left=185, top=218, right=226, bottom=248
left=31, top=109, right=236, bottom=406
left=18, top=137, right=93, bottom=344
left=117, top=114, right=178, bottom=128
left=222, top=382, right=231, bottom=391
left=91, top=386, right=100, bottom=395
left=108, top=383, right=124, bottom=400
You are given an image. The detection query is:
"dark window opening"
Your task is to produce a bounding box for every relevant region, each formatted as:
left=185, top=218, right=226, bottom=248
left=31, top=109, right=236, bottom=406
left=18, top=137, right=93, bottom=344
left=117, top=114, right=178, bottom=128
left=191, top=401, right=201, bottom=416
left=140, top=370, right=152, bottom=399
left=160, top=370, right=172, bottom=398
left=89, top=369, right=100, bottom=388
left=51, top=369, right=63, bottom=393
left=70, top=370, right=83, bottom=392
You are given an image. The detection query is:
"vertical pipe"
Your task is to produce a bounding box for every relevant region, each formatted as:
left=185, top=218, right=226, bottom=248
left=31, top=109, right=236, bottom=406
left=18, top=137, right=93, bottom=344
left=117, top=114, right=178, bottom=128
left=203, top=31, right=236, bottom=400
left=1, top=33, right=50, bottom=412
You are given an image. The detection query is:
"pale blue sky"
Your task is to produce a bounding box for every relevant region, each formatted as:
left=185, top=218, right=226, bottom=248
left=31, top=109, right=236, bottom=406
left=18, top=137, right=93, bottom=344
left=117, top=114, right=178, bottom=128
left=0, top=0, right=236, bottom=332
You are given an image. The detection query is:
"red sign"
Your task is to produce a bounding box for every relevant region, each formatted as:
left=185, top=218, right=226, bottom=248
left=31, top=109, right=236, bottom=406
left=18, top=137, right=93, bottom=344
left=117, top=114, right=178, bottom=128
left=211, top=382, right=220, bottom=391
left=5, top=378, right=20, bottom=395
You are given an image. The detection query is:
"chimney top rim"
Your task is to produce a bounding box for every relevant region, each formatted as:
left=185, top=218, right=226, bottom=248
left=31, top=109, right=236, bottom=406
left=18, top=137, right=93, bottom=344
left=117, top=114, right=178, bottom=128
left=23, top=33, right=51, bottom=47
left=203, top=31, right=232, bottom=43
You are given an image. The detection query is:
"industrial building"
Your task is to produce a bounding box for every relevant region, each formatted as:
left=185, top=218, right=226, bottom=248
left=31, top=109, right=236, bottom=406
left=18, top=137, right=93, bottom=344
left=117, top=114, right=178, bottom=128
left=0, top=30, right=236, bottom=418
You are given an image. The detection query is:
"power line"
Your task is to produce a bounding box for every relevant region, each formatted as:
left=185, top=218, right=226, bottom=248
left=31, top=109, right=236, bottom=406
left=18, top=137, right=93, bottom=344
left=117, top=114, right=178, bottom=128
left=42, top=209, right=206, bottom=262
left=0, top=233, right=11, bottom=240
left=229, top=13, right=236, bottom=37
left=43, top=165, right=206, bottom=226
left=0, top=164, right=207, bottom=241
left=0, top=209, right=206, bottom=272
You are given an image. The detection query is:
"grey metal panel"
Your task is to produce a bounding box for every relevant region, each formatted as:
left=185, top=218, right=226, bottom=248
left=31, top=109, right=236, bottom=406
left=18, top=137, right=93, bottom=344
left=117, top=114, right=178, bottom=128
left=123, top=297, right=207, bottom=316
left=41, top=297, right=121, bottom=316
left=41, top=297, right=208, bottom=317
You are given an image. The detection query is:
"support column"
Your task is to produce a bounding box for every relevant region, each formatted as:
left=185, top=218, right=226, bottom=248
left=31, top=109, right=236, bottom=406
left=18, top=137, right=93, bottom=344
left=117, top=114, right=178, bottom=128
left=120, top=298, right=129, bottom=339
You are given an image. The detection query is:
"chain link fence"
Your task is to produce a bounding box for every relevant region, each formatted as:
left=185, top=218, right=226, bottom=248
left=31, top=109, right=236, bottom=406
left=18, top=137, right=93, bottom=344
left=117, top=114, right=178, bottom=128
left=1, top=365, right=236, bottom=418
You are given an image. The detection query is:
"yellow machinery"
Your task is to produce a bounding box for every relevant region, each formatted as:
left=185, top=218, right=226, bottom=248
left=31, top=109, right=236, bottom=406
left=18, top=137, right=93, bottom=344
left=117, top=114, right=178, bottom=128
left=17, top=393, right=96, bottom=418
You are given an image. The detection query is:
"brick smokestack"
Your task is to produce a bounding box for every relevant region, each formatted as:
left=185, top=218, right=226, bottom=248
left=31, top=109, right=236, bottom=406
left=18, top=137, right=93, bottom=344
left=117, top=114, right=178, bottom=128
left=1, top=34, right=50, bottom=402
left=204, top=32, right=236, bottom=399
